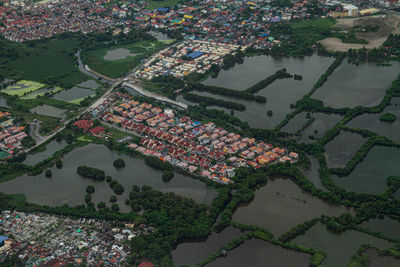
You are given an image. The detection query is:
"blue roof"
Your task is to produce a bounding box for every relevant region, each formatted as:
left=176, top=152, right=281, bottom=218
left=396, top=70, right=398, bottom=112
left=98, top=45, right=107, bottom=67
left=157, top=7, right=169, bottom=12
left=0, top=236, right=8, bottom=242
left=187, top=51, right=204, bottom=59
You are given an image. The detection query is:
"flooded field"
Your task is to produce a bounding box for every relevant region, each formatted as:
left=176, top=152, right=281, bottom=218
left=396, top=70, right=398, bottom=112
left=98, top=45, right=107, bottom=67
left=347, top=97, right=400, bottom=143
left=332, top=146, right=400, bottom=194
left=30, top=104, right=66, bottom=118
left=103, top=48, right=137, bottom=61
left=77, top=80, right=100, bottom=89
left=232, top=178, right=352, bottom=236
left=367, top=249, right=400, bottom=267
left=298, top=113, right=343, bottom=143
left=324, top=131, right=366, bottom=168
left=312, top=61, right=399, bottom=108
left=301, top=155, right=326, bottom=191
left=281, top=112, right=309, bottom=134
left=293, top=223, right=394, bottom=267
left=172, top=227, right=244, bottom=266
left=205, top=238, right=311, bottom=267
left=0, top=144, right=217, bottom=212
left=23, top=140, right=67, bottom=166
left=53, top=87, right=95, bottom=102
left=360, top=216, right=400, bottom=240
left=0, top=97, right=9, bottom=108
left=190, top=54, right=334, bottom=129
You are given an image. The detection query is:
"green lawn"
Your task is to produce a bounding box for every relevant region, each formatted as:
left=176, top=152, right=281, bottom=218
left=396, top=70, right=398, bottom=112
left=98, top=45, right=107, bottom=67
left=147, top=0, right=181, bottom=9
left=83, top=40, right=166, bottom=78
left=0, top=38, right=88, bottom=88
left=22, top=87, right=63, bottom=99
left=2, top=80, right=45, bottom=97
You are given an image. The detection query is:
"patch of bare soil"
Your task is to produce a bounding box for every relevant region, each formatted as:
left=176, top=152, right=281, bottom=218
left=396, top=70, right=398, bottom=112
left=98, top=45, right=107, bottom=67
left=319, top=15, right=400, bottom=52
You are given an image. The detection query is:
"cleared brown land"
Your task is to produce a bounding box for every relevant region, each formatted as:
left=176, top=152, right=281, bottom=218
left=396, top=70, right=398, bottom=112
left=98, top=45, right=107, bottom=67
left=320, top=15, right=400, bottom=52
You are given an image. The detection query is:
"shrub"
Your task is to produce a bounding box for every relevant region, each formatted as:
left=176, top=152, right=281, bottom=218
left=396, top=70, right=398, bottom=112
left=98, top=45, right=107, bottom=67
left=162, top=170, right=174, bottom=182
left=113, top=158, right=126, bottom=169
left=86, top=185, right=95, bottom=194
left=379, top=112, right=397, bottom=122
left=45, top=169, right=52, bottom=177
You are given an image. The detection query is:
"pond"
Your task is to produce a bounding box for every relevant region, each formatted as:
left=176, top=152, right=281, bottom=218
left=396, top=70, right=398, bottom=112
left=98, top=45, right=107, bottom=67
left=366, top=249, right=400, bottom=267
left=311, top=61, right=399, bottom=108
left=360, top=216, right=400, bottom=240
left=104, top=48, right=137, bottom=61
left=23, top=87, right=54, bottom=99
left=193, top=54, right=334, bottom=129
left=298, top=113, right=343, bottom=143
left=53, top=87, right=95, bottom=102
left=0, top=144, right=218, bottom=213
left=324, top=131, right=366, bottom=168
left=77, top=80, right=100, bottom=89
left=331, top=146, right=400, bottom=194
left=30, top=104, right=66, bottom=118
left=300, top=155, right=327, bottom=191
left=205, top=238, right=311, bottom=267
left=293, top=222, right=394, bottom=267
left=281, top=112, right=309, bottom=134
left=172, top=226, right=244, bottom=266
left=0, top=97, right=9, bottom=108
left=232, top=178, right=352, bottom=237
left=23, top=140, right=68, bottom=166
left=346, top=97, right=400, bottom=143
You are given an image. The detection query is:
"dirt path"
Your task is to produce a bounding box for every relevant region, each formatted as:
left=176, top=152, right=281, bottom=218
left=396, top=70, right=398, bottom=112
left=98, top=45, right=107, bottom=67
left=320, top=15, right=400, bottom=52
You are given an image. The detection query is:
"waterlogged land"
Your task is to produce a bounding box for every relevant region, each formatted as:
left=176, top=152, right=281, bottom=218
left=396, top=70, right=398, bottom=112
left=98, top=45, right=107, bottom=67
left=301, top=155, right=326, bottom=191
left=0, top=144, right=217, bottom=212
left=366, top=249, right=400, bottom=267
left=293, top=223, right=394, bottom=267
left=205, top=239, right=311, bottom=267
left=347, top=97, right=400, bottom=143
left=193, top=54, right=334, bottom=128
left=232, top=178, right=352, bottom=236
left=172, top=227, right=244, bottom=266
left=23, top=140, right=67, bottom=166
left=332, top=146, right=400, bottom=194
left=361, top=217, right=400, bottom=240
left=30, top=104, right=66, bottom=118
left=298, top=113, right=343, bottom=143
left=53, top=86, right=96, bottom=102
left=324, top=130, right=366, bottom=168
left=312, top=61, right=399, bottom=108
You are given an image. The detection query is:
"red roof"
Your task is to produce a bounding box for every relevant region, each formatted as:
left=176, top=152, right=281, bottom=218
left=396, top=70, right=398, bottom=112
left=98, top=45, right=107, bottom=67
left=89, top=126, right=105, bottom=134
left=138, top=262, right=154, bottom=267
left=73, top=120, right=93, bottom=130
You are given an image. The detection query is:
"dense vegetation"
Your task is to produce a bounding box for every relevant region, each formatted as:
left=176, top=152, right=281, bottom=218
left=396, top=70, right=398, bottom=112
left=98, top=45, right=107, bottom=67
left=77, top=166, right=105, bottom=181
left=245, top=68, right=292, bottom=94
left=379, top=112, right=397, bottom=122
left=113, top=158, right=126, bottom=168
left=183, top=93, right=246, bottom=111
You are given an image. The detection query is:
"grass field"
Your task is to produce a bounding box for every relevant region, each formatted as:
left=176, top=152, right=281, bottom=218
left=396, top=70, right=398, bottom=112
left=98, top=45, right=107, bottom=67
left=0, top=38, right=88, bottom=88
left=2, top=80, right=45, bottom=97
left=83, top=40, right=166, bottom=78
left=147, top=0, right=181, bottom=9
left=290, top=18, right=336, bottom=42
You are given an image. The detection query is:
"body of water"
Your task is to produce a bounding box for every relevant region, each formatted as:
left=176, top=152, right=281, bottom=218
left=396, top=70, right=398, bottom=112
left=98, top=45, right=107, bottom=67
left=187, top=54, right=334, bottom=129
left=24, top=140, right=67, bottom=166
left=205, top=238, right=311, bottom=267
left=347, top=97, right=400, bottom=143
left=53, top=87, right=95, bottom=102
left=0, top=97, right=9, bottom=108
left=324, top=131, right=366, bottom=168
left=332, top=146, right=400, bottom=194
left=172, top=226, right=244, bottom=266
left=30, top=104, right=66, bottom=118
left=367, top=249, right=400, bottom=267
left=281, top=112, right=309, bottom=134
left=301, top=155, right=327, bottom=191
left=298, top=113, right=343, bottom=143
left=77, top=80, right=100, bottom=89
left=312, top=62, right=399, bottom=108
left=360, top=217, right=400, bottom=240
left=0, top=144, right=217, bottom=212
left=293, top=222, right=394, bottom=267
left=232, top=178, right=352, bottom=237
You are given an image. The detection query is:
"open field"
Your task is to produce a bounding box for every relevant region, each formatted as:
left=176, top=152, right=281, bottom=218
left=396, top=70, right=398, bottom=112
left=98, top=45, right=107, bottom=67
left=2, top=80, right=45, bottom=96
left=320, top=15, right=400, bottom=51
left=147, top=0, right=180, bottom=9
left=83, top=40, right=165, bottom=78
